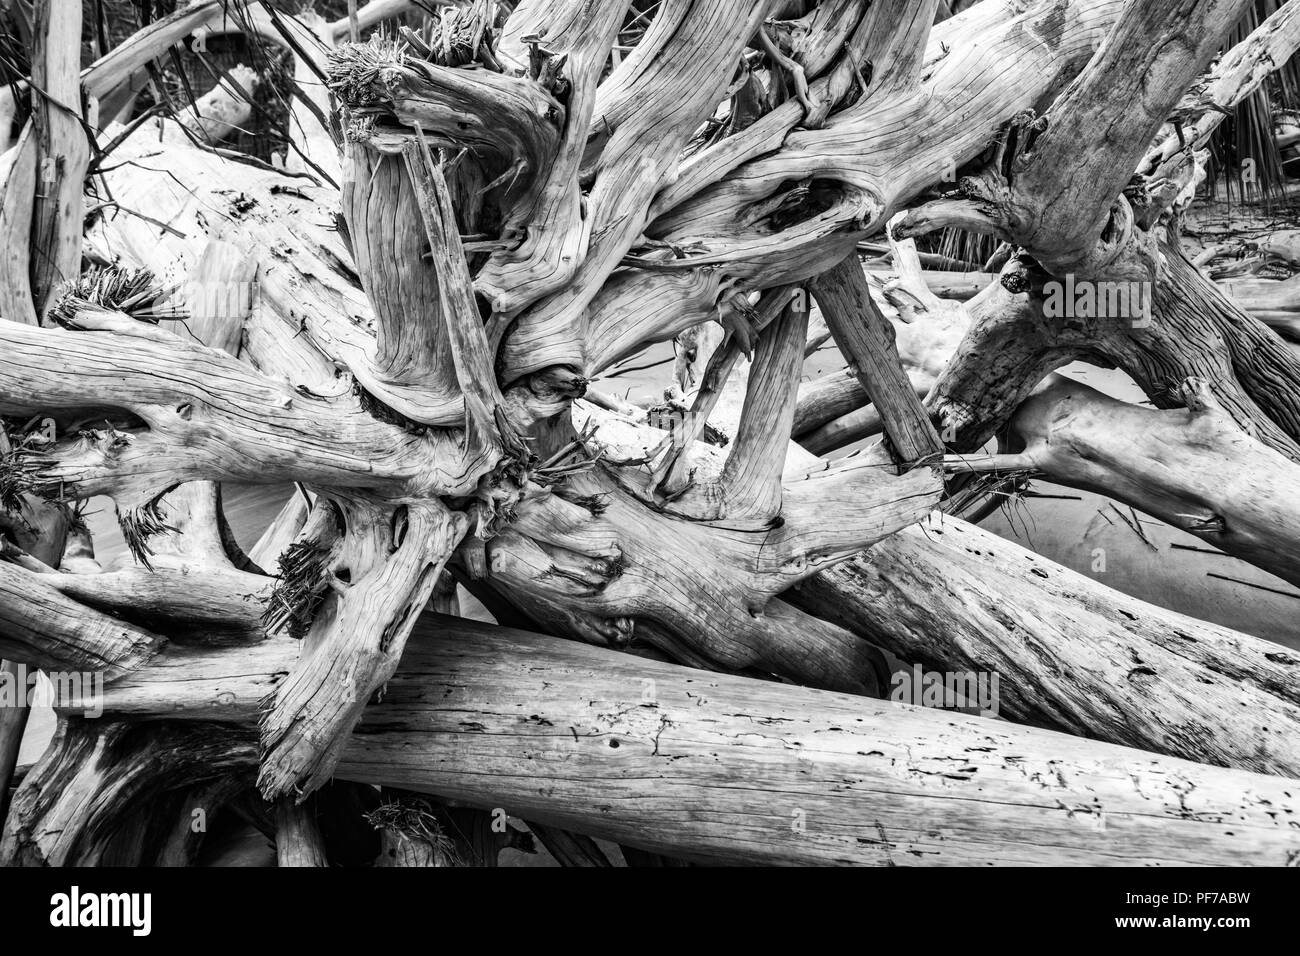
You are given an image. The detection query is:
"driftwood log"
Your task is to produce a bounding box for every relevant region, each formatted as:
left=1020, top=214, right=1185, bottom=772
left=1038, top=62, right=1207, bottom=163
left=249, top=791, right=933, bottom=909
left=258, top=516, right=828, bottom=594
left=2, top=614, right=1298, bottom=867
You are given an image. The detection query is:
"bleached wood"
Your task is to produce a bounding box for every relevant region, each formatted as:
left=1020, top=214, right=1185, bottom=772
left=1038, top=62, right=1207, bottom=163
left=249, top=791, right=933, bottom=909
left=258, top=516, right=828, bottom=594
left=792, top=514, right=1300, bottom=778
left=50, top=614, right=1300, bottom=867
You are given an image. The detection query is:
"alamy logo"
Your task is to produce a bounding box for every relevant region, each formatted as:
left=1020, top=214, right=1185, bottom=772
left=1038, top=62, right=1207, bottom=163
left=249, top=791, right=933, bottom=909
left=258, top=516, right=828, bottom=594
left=1042, top=273, right=1152, bottom=327
left=50, top=886, right=151, bottom=936
left=890, top=665, right=1000, bottom=717
left=0, top=664, right=103, bottom=717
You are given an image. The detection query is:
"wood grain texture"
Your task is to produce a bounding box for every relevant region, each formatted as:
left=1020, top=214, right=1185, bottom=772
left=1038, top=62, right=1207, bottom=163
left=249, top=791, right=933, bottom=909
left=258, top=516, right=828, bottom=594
left=811, top=253, right=943, bottom=468
left=30, top=0, right=89, bottom=314
left=64, top=614, right=1300, bottom=866
left=0, top=124, right=37, bottom=324
left=792, top=514, right=1300, bottom=778
left=338, top=616, right=1300, bottom=866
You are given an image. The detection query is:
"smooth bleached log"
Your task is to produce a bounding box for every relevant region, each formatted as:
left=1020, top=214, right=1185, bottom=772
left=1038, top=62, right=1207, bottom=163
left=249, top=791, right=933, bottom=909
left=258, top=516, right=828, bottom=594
left=71, top=614, right=1300, bottom=866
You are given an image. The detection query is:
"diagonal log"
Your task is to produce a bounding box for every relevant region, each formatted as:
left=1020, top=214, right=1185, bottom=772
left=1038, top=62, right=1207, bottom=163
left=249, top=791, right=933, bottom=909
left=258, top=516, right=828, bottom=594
left=258, top=496, right=469, bottom=801
left=793, top=367, right=868, bottom=438
left=651, top=295, right=811, bottom=524
left=1144, top=0, right=1300, bottom=178
left=891, top=3, right=1300, bottom=465
left=1010, top=0, right=1252, bottom=277
left=791, top=513, right=1300, bottom=778
left=707, top=299, right=808, bottom=522
left=24, top=482, right=271, bottom=642
left=82, top=0, right=223, bottom=104
left=651, top=287, right=797, bottom=501
left=401, top=132, right=507, bottom=438
left=811, top=253, right=944, bottom=469
left=0, top=561, right=162, bottom=678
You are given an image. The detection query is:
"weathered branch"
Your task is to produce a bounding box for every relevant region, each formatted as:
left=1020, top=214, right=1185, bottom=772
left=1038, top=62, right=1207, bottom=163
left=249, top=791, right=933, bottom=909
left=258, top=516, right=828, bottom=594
left=0, top=562, right=162, bottom=678
left=988, top=374, right=1300, bottom=588
left=480, top=0, right=633, bottom=312
left=650, top=289, right=797, bottom=501
left=259, top=497, right=469, bottom=801
left=811, top=253, right=943, bottom=469
left=0, top=313, right=497, bottom=511
left=927, top=247, right=1300, bottom=461
left=0, top=124, right=37, bottom=325
left=29, top=0, right=89, bottom=314
left=895, top=0, right=1252, bottom=278
left=1143, top=0, right=1300, bottom=177
left=0, top=660, right=29, bottom=824
left=402, top=132, right=506, bottom=438
left=647, top=0, right=1125, bottom=289
left=341, top=141, right=460, bottom=396
left=501, top=0, right=775, bottom=380
left=651, top=294, right=811, bottom=524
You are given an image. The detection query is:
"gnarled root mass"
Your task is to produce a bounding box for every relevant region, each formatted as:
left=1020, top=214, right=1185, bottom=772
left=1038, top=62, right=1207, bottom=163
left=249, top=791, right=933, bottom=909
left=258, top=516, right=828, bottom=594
left=3, top=0, right=1300, bottom=866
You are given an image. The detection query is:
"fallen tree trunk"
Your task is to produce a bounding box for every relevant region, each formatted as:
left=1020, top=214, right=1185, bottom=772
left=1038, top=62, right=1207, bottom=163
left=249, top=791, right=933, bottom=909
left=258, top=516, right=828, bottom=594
left=10, top=614, right=1297, bottom=867
left=791, top=514, right=1300, bottom=777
